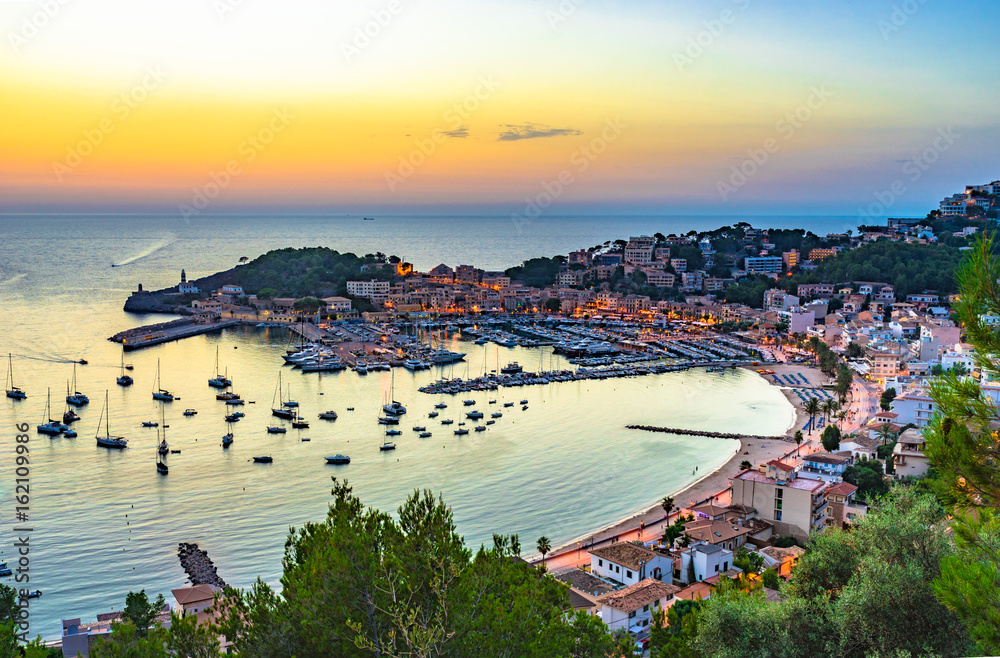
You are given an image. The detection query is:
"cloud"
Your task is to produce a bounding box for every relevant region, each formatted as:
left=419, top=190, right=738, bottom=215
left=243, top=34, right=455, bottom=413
left=442, top=126, right=470, bottom=138
left=497, top=123, right=582, bottom=141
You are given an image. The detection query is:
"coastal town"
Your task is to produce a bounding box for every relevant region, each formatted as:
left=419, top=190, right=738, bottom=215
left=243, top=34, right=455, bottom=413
left=19, top=179, right=994, bottom=656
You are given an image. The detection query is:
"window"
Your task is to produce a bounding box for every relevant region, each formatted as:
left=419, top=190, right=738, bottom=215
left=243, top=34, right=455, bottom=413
left=776, top=489, right=783, bottom=499
left=714, top=565, right=719, bottom=572
left=723, top=561, right=728, bottom=571
left=626, top=570, right=632, bottom=579
left=628, top=611, right=636, bottom=619
left=598, top=559, right=603, bottom=567
left=643, top=604, right=649, bottom=612
left=615, top=566, right=620, bottom=573
left=775, top=510, right=783, bottom=521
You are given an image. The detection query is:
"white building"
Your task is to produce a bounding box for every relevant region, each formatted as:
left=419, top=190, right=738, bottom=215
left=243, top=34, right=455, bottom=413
left=779, top=307, right=815, bottom=334
left=893, top=428, right=932, bottom=477
left=594, top=578, right=680, bottom=633
left=220, top=284, right=244, bottom=296
left=179, top=282, right=200, bottom=294
left=676, top=543, right=735, bottom=584
left=624, top=236, right=656, bottom=265
left=589, top=542, right=671, bottom=586
left=346, top=279, right=391, bottom=299
left=889, top=389, right=935, bottom=427
left=744, top=256, right=783, bottom=274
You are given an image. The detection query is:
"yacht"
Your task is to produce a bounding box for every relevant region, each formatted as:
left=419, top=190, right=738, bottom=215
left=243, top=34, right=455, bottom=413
left=270, top=372, right=295, bottom=419
left=224, top=413, right=242, bottom=422
left=253, top=455, right=273, bottom=463
left=63, top=408, right=81, bottom=424
left=156, top=459, right=168, bottom=475
left=183, top=408, right=197, bottom=416
left=301, top=358, right=346, bottom=372
left=37, top=390, right=65, bottom=435
left=151, top=360, right=174, bottom=401
left=418, top=431, right=432, bottom=438
left=500, top=362, right=523, bottom=375
left=62, top=429, right=78, bottom=438
left=266, top=426, right=287, bottom=434
left=454, top=428, right=469, bottom=436
left=385, top=429, right=402, bottom=436
left=95, top=391, right=127, bottom=449
left=474, top=426, right=486, bottom=432
left=466, top=410, right=484, bottom=420
left=434, top=402, right=448, bottom=409
left=292, top=417, right=310, bottom=429
left=354, top=360, right=369, bottom=374
left=412, top=425, right=426, bottom=432
left=222, top=424, right=234, bottom=447
left=379, top=438, right=397, bottom=451
left=318, top=410, right=338, bottom=420
left=463, top=400, right=475, bottom=406
left=5, top=353, right=26, bottom=400
left=402, top=358, right=424, bottom=371
left=65, top=364, right=89, bottom=406
left=383, top=401, right=406, bottom=415
left=491, top=412, right=503, bottom=418
left=377, top=416, right=400, bottom=425
left=428, top=411, right=439, bottom=418
left=441, top=419, right=454, bottom=425
left=326, top=454, right=351, bottom=464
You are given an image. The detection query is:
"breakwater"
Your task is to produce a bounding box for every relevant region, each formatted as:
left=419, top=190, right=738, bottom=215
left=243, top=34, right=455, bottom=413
left=177, top=542, right=227, bottom=588
left=625, top=424, right=793, bottom=443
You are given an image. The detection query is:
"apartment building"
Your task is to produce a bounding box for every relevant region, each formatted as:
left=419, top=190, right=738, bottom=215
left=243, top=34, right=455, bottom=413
left=346, top=279, right=391, bottom=299
left=744, top=256, right=783, bottom=274
left=730, top=461, right=829, bottom=540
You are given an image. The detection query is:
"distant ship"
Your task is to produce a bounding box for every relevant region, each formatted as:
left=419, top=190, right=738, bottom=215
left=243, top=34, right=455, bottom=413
left=362, top=217, right=375, bottom=221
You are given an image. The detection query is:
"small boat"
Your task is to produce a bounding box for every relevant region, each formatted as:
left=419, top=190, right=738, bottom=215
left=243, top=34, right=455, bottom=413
left=501, top=362, right=523, bottom=375
left=301, top=437, right=311, bottom=442
left=434, top=403, right=448, bottom=409
left=158, top=439, right=168, bottom=455
left=522, top=405, right=529, bottom=410
left=0, top=564, right=11, bottom=577
left=37, top=389, right=64, bottom=435
left=466, top=410, right=484, bottom=419
left=62, top=429, right=78, bottom=437
left=385, top=429, right=402, bottom=436
left=488, top=400, right=497, bottom=405
left=377, top=416, right=400, bottom=425
left=441, top=419, right=454, bottom=425
left=503, top=402, right=514, bottom=408
left=363, top=217, right=375, bottom=221
left=412, top=426, right=426, bottom=432
left=152, top=360, right=174, bottom=401
left=170, top=449, right=181, bottom=454
left=326, top=454, right=351, bottom=464
left=428, top=411, right=439, bottom=418
left=266, top=426, right=287, bottom=434
left=485, top=420, right=495, bottom=426
left=379, top=440, right=397, bottom=451
left=474, top=338, right=488, bottom=345
left=217, top=391, right=240, bottom=401
left=23, top=590, right=41, bottom=599
left=292, top=418, right=310, bottom=429
left=141, top=421, right=158, bottom=428
left=519, top=400, right=528, bottom=405
left=318, top=410, right=338, bottom=420
left=183, top=409, right=197, bottom=416
left=5, top=353, right=26, bottom=400
left=474, top=426, right=486, bottom=432
left=63, top=409, right=80, bottom=424
left=283, top=400, right=299, bottom=408
left=491, top=412, right=503, bottom=418
left=225, top=398, right=245, bottom=406
left=253, top=455, right=273, bottom=463
left=454, top=428, right=469, bottom=435
left=224, top=414, right=241, bottom=422
left=463, top=400, right=475, bottom=406
left=156, top=460, right=168, bottom=474
left=222, top=433, right=234, bottom=447
left=418, top=431, right=432, bottom=438
left=346, top=407, right=355, bottom=411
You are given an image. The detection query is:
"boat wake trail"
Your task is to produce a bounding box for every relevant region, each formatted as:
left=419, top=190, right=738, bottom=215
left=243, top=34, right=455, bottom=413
left=112, top=235, right=177, bottom=268
left=12, top=353, right=88, bottom=365
left=0, top=273, right=27, bottom=287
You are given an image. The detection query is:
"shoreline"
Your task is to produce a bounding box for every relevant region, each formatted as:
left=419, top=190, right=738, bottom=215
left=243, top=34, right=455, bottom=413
left=536, top=365, right=818, bottom=564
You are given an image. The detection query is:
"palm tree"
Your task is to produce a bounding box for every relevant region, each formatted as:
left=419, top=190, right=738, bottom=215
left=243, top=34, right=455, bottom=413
left=740, top=460, right=752, bottom=470
left=536, top=536, right=551, bottom=567
left=793, top=429, right=804, bottom=456
left=875, top=422, right=896, bottom=446
left=804, top=398, right=820, bottom=435
left=821, top=399, right=836, bottom=424
left=661, top=496, right=674, bottom=522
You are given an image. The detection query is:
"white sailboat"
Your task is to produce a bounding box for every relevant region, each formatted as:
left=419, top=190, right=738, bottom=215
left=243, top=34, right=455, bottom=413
left=37, top=389, right=65, bottom=435
left=66, top=363, right=89, bottom=406
left=116, top=351, right=133, bottom=387
left=208, top=347, right=232, bottom=388
left=152, top=359, right=174, bottom=401
left=95, top=391, right=128, bottom=449
left=5, top=353, right=26, bottom=400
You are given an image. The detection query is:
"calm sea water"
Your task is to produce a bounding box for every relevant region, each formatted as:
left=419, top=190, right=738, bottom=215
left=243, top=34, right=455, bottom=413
left=0, top=214, right=826, bottom=638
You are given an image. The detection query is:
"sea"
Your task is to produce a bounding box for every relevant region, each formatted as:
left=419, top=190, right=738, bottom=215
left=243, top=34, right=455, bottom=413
left=0, top=213, right=850, bottom=638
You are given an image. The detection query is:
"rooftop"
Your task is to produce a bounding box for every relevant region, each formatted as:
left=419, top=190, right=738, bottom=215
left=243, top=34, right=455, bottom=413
left=826, top=482, right=859, bottom=497
left=595, top=578, right=680, bottom=612
left=553, top=568, right=615, bottom=596
left=767, top=459, right=796, bottom=472
left=805, top=453, right=851, bottom=465
left=734, top=470, right=829, bottom=493
left=589, top=542, right=658, bottom=571
left=683, top=520, right=752, bottom=545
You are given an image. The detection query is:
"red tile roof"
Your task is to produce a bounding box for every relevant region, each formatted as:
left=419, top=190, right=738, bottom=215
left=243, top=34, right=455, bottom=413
left=595, top=578, right=680, bottom=612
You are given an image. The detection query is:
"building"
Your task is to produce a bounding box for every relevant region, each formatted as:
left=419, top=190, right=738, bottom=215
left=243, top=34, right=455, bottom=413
left=681, top=520, right=751, bottom=551
left=680, top=271, right=704, bottom=293
left=670, top=258, right=687, bottom=273
left=558, top=271, right=585, bottom=286
left=624, top=236, right=656, bottom=265
left=763, top=289, right=799, bottom=312
left=346, top=279, right=391, bottom=299
left=704, top=277, right=726, bottom=293
left=825, top=481, right=865, bottom=528
left=569, top=250, right=593, bottom=266
left=800, top=453, right=851, bottom=482
left=172, top=584, right=221, bottom=620
left=676, top=543, right=736, bottom=584
left=779, top=308, right=816, bottom=335
left=594, top=578, right=680, bottom=633
left=890, top=390, right=935, bottom=427
left=893, top=428, right=932, bottom=477
left=797, top=283, right=835, bottom=297
left=646, top=271, right=676, bottom=288
left=730, top=461, right=829, bottom=540
left=782, top=250, right=800, bottom=269
left=455, top=264, right=484, bottom=284
left=321, top=296, right=353, bottom=313
left=939, top=193, right=968, bottom=216
left=744, top=256, right=783, bottom=274
left=595, top=252, right=623, bottom=267
left=427, top=263, right=454, bottom=280
left=808, top=248, right=837, bottom=262
left=589, top=542, right=671, bottom=585
left=866, top=348, right=903, bottom=381
left=759, top=545, right=805, bottom=577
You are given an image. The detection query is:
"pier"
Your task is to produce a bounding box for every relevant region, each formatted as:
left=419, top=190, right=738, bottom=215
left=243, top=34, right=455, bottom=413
left=110, top=319, right=240, bottom=351
left=177, top=542, right=227, bottom=588
left=625, top=424, right=793, bottom=443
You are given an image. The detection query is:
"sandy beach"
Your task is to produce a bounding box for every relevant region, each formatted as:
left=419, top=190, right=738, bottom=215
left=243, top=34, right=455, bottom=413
left=536, top=364, right=823, bottom=568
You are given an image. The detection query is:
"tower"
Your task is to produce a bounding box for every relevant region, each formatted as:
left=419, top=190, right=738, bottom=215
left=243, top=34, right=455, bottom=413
left=181, top=269, right=187, bottom=283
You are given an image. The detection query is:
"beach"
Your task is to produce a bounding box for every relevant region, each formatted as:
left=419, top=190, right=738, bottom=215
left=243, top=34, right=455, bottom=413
left=537, top=364, right=820, bottom=569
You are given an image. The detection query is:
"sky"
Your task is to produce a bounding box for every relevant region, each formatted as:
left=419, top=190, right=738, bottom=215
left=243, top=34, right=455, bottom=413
left=1, top=0, right=997, bottom=216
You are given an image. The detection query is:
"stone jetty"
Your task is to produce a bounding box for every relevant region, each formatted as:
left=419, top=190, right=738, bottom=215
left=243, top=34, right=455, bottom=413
left=625, top=424, right=794, bottom=443
left=177, top=542, right=227, bottom=588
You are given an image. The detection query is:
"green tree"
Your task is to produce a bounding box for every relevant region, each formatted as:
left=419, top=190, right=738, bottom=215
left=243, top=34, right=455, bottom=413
left=292, top=297, right=323, bottom=313
left=793, top=429, right=804, bottom=455
left=923, top=234, right=1000, bottom=653
left=164, top=611, right=222, bottom=658
left=650, top=601, right=703, bottom=658
left=760, top=568, right=780, bottom=590
left=661, top=495, right=674, bottom=520
left=843, top=458, right=889, bottom=502
left=845, top=342, right=865, bottom=359
left=543, top=298, right=561, bottom=313
left=0, top=585, right=18, bottom=625
left=739, top=460, right=752, bottom=470
left=879, top=387, right=897, bottom=411
left=89, top=621, right=169, bottom=658
left=122, top=590, right=166, bottom=639
left=821, top=424, right=841, bottom=452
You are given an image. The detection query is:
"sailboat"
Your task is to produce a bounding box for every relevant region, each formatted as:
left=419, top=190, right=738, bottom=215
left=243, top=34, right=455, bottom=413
left=95, top=391, right=128, bottom=449
left=208, top=347, right=232, bottom=388
left=116, top=351, right=133, bottom=387
left=379, top=434, right=397, bottom=451
left=5, top=353, right=26, bottom=400
left=152, top=359, right=175, bottom=401
left=382, top=369, right=406, bottom=416
left=66, top=364, right=89, bottom=406
left=222, top=421, right=234, bottom=447
left=37, top=389, right=65, bottom=435
left=271, top=372, right=295, bottom=419
left=155, top=415, right=169, bottom=474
